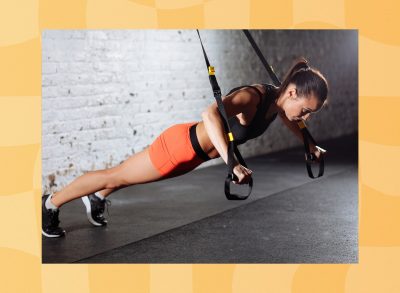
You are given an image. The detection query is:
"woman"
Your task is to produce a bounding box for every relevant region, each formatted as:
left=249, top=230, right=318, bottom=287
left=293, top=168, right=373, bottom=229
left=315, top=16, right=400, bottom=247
left=42, top=59, right=328, bottom=238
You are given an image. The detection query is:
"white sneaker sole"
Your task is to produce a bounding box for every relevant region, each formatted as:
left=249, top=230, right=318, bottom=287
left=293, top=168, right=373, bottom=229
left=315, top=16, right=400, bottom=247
left=82, top=196, right=106, bottom=227
left=42, top=229, right=65, bottom=238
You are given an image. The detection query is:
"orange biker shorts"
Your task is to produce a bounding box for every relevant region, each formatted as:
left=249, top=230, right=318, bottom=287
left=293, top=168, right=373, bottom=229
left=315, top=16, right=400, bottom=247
left=149, top=122, right=210, bottom=179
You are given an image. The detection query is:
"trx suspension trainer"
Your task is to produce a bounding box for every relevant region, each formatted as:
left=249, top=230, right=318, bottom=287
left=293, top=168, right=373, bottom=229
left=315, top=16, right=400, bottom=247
left=242, top=30, right=325, bottom=179
left=196, top=30, right=326, bottom=201
left=197, top=30, right=253, bottom=200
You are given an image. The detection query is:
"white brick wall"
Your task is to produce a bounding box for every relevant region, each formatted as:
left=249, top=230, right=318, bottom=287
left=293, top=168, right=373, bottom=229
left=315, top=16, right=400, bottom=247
left=42, top=30, right=357, bottom=192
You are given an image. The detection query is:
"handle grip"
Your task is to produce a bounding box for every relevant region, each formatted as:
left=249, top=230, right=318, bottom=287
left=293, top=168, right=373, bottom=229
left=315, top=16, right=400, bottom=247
left=224, top=175, right=253, bottom=200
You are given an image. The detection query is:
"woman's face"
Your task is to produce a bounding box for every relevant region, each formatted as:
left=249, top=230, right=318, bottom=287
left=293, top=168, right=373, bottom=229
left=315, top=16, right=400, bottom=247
left=281, top=85, right=322, bottom=122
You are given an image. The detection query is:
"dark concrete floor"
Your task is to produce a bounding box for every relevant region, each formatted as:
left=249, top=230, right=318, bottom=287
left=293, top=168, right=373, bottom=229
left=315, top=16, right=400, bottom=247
left=42, top=133, right=358, bottom=263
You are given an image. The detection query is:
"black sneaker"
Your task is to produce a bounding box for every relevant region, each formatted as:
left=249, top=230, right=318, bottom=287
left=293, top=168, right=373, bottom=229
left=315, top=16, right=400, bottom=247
left=42, top=194, right=66, bottom=238
left=82, top=193, right=111, bottom=226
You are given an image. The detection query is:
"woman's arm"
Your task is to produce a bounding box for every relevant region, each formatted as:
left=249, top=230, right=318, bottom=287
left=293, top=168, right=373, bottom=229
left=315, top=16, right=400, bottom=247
left=202, top=106, right=230, bottom=163
left=201, top=87, right=259, bottom=164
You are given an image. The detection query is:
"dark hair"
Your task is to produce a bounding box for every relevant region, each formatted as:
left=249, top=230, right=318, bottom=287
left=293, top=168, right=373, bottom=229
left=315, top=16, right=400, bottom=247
left=277, top=58, right=329, bottom=105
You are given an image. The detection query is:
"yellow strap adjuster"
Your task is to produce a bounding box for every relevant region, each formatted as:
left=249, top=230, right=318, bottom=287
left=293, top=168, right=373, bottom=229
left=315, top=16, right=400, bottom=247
left=228, top=132, right=234, bottom=142
left=208, top=66, right=215, bottom=75
left=298, top=121, right=306, bottom=129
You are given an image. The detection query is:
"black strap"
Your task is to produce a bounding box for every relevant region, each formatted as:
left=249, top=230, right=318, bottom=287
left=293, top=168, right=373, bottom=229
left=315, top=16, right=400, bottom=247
left=197, top=29, right=252, bottom=200
left=300, top=123, right=325, bottom=178
left=242, top=30, right=281, bottom=86
left=242, top=29, right=325, bottom=179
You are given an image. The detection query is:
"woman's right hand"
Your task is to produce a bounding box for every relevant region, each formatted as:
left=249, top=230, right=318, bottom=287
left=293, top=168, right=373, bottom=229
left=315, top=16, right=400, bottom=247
left=232, top=164, right=253, bottom=184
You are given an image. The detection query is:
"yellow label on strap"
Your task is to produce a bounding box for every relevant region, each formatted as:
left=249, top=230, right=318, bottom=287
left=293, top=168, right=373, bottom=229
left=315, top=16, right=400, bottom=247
left=208, top=66, right=215, bottom=75
left=298, top=121, right=306, bottom=129
left=228, top=132, right=234, bottom=141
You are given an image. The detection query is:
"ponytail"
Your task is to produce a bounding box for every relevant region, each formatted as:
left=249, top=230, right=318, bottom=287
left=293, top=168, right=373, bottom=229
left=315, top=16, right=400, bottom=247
left=277, top=58, right=328, bottom=104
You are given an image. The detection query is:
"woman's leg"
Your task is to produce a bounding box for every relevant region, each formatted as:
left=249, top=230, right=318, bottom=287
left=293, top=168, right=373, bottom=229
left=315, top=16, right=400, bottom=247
left=50, top=147, right=162, bottom=208
left=95, top=187, right=118, bottom=198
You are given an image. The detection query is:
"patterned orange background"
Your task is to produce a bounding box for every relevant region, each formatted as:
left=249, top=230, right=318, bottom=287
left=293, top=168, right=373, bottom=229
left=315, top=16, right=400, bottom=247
left=1, top=0, right=399, bottom=292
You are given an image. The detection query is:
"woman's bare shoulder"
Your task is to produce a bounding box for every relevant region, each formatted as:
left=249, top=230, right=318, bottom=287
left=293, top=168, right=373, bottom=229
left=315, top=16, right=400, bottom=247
left=250, top=83, right=267, bottom=95
left=227, top=84, right=265, bottom=99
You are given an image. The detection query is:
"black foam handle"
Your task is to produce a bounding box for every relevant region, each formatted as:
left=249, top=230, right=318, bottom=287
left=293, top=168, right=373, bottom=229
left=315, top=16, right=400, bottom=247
left=302, top=128, right=325, bottom=178
left=225, top=176, right=253, bottom=200
left=305, top=153, right=325, bottom=178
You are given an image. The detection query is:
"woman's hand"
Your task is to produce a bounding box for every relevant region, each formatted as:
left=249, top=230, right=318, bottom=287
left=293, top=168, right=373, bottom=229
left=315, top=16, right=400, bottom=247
left=233, top=163, right=253, bottom=184
left=310, top=145, right=327, bottom=162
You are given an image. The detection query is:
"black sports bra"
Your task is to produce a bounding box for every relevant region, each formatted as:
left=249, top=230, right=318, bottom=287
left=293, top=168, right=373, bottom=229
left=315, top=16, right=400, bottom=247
left=222, top=83, right=278, bottom=145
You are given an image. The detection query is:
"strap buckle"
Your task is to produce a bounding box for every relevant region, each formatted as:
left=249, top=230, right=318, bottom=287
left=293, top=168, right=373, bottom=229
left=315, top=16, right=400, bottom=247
left=298, top=120, right=307, bottom=129
left=213, top=89, right=221, bottom=96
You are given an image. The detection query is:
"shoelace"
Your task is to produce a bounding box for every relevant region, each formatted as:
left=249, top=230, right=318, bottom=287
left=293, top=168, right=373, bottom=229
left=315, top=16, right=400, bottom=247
left=96, top=198, right=112, bottom=218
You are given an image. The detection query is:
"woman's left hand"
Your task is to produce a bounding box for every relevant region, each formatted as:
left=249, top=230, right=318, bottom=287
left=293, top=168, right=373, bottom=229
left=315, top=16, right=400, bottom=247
left=310, top=146, right=326, bottom=162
